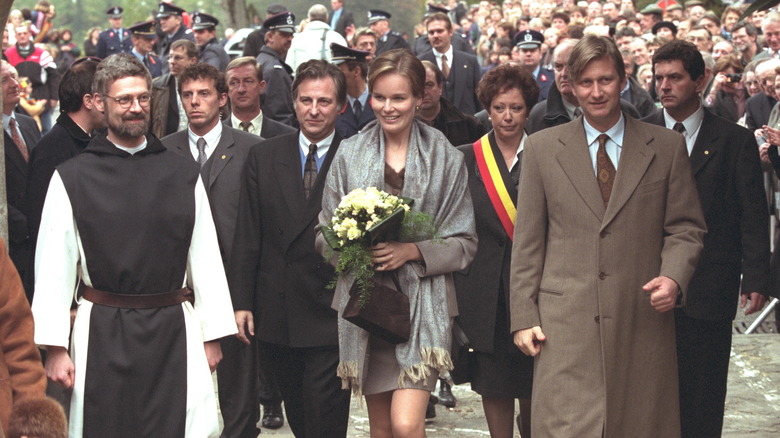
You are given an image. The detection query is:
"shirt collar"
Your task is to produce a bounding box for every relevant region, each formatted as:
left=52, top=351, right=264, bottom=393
left=662, top=105, right=704, bottom=135
left=2, top=112, right=16, bottom=130
left=434, top=45, right=454, bottom=62
left=188, top=121, right=223, bottom=149
left=562, top=98, right=578, bottom=120
left=583, top=112, right=625, bottom=148
left=114, top=137, right=148, bottom=155
left=511, top=132, right=527, bottom=169
left=299, top=130, right=335, bottom=159
left=230, top=111, right=263, bottom=133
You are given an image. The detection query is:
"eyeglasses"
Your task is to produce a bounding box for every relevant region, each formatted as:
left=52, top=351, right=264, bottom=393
left=105, top=94, right=151, bottom=109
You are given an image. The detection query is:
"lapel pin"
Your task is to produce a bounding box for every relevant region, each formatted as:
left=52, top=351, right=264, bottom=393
left=221, top=155, right=226, bottom=159
left=703, top=150, right=709, bottom=155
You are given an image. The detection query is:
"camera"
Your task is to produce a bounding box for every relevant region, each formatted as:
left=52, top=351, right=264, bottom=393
left=724, top=73, right=743, bottom=83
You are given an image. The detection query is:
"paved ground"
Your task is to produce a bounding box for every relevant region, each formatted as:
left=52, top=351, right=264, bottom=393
left=234, top=303, right=780, bottom=437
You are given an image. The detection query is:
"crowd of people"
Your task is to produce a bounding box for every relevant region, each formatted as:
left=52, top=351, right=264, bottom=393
left=2, top=1, right=780, bottom=438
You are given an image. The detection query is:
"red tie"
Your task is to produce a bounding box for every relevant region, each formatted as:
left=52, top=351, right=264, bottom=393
left=8, top=118, right=28, bottom=162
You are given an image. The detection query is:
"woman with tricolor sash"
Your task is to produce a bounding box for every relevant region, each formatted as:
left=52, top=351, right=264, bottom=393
left=454, top=63, right=539, bottom=438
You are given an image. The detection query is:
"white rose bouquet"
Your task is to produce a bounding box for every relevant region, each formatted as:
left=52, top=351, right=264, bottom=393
left=320, top=187, right=435, bottom=307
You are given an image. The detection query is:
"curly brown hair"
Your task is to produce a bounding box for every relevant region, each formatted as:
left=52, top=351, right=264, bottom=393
left=476, top=63, right=539, bottom=114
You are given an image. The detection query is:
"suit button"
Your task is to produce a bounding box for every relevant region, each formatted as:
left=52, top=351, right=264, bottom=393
left=594, top=316, right=600, bottom=323
left=600, top=231, right=608, bottom=238
left=599, top=272, right=606, bottom=280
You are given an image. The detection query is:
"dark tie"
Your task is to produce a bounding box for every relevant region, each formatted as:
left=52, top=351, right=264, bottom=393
left=574, top=107, right=583, bottom=118
left=596, top=134, right=615, bottom=207
left=303, top=143, right=318, bottom=199
left=8, top=118, right=28, bottom=162
left=196, top=137, right=207, bottom=167
left=353, top=100, right=363, bottom=121
left=673, top=122, right=686, bottom=135
left=239, top=121, right=252, bottom=132
left=441, top=54, right=450, bottom=79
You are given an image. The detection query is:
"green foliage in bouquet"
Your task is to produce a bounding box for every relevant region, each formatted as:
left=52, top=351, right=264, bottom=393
left=320, top=187, right=437, bottom=307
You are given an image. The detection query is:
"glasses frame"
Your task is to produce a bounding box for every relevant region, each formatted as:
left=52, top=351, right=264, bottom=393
left=104, top=93, right=151, bottom=109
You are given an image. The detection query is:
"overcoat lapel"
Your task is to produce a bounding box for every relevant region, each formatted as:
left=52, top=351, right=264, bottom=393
left=208, top=128, right=234, bottom=189
left=689, top=112, right=718, bottom=175
left=4, top=132, right=26, bottom=175
left=602, top=117, right=654, bottom=230
left=556, top=122, right=606, bottom=222
left=290, top=136, right=342, bottom=239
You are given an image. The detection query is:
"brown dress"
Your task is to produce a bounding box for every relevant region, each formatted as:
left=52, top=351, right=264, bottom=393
left=362, top=163, right=439, bottom=395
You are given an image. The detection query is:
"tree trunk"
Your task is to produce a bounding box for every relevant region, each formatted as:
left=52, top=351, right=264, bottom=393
left=220, top=0, right=250, bottom=30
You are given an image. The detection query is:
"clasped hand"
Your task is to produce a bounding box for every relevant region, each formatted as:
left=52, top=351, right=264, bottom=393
left=372, top=241, right=422, bottom=271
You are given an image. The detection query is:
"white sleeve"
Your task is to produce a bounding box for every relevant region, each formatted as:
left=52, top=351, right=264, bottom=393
left=187, top=177, right=238, bottom=341
left=31, top=171, right=80, bottom=348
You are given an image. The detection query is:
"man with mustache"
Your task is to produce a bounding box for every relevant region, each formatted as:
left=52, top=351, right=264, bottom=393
left=31, top=53, right=236, bottom=438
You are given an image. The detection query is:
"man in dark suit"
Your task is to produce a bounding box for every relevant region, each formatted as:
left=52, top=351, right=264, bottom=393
left=2, top=61, right=40, bottom=287
left=225, top=56, right=295, bottom=140
left=745, top=59, right=780, bottom=130
left=329, top=0, right=354, bottom=39
left=644, top=40, right=770, bottom=438
left=331, top=43, right=375, bottom=138
left=96, top=6, right=132, bottom=59
left=412, top=4, right=474, bottom=57
left=419, top=12, right=481, bottom=116
left=229, top=59, right=350, bottom=437
left=514, top=30, right=554, bottom=102
left=369, top=10, right=409, bottom=56
left=161, top=63, right=263, bottom=438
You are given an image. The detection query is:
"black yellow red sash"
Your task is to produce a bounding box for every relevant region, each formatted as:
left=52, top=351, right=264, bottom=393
left=473, top=134, right=516, bottom=240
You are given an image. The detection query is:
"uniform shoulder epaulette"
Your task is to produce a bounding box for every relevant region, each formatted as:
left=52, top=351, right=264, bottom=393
left=273, top=64, right=283, bottom=69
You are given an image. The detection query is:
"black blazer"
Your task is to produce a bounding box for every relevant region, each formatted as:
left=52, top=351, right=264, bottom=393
left=335, top=98, right=376, bottom=138
left=745, top=91, right=776, bottom=131
left=453, top=134, right=518, bottom=352
left=161, top=127, right=261, bottom=264
left=419, top=49, right=482, bottom=116
left=228, top=131, right=342, bottom=347
left=4, top=113, right=40, bottom=275
left=644, top=109, right=770, bottom=320
left=331, top=8, right=354, bottom=38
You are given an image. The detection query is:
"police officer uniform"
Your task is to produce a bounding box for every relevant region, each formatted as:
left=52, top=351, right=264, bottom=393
left=368, top=10, right=409, bottom=56
left=256, top=12, right=297, bottom=127
left=128, top=21, right=163, bottom=78
left=191, top=12, right=230, bottom=71
left=96, top=6, right=132, bottom=59
left=515, top=29, right=554, bottom=102
left=156, top=2, right=194, bottom=73
left=331, top=43, right=375, bottom=138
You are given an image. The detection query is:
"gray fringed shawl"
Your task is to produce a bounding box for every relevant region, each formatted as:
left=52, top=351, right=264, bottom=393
left=317, top=119, right=477, bottom=395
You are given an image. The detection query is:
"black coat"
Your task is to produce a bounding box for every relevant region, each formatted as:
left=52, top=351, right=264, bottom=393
left=223, top=115, right=296, bottom=139
left=644, top=109, right=770, bottom=320
left=228, top=131, right=342, bottom=347
left=331, top=8, right=354, bottom=38
left=454, top=132, right=517, bottom=352
left=745, top=91, right=775, bottom=131
left=4, top=113, right=40, bottom=284
left=24, top=113, right=91, bottom=297
left=419, top=49, right=482, bottom=116
left=426, top=97, right=486, bottom=146
left=335, top=97, right=376, bottom=138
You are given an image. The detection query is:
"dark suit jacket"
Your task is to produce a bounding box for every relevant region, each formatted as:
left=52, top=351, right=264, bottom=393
left=644, top=109, right=770, bottom=320
left=454, top=133, right=517, bottom=352
left=535, top=66, right=554, bottom=102
left=223, top=114, right=296, bottom=139
left=4, top=113, right=40, bottom=276
left=331, top=8, right=354, bottom=38
left=228, top=131, right=342, bottom=347
left=419, top=49, right=482, bottom=116
left=161, top=127, right=261, bottom=264
left=745, top=91, right=776, bottom=131
left=335, top=98, right=376, bottom=138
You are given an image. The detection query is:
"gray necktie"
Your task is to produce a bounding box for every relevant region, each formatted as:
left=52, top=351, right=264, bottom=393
left=353, top=100, right=363, bottom=121
left=574, top=107, right=583, bottom=118
left=303, top=143, right=318, bottom=199
left=196, top=137, right=207, bottom=167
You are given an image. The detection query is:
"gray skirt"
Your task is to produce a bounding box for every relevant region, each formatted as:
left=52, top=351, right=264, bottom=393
left=363, top=335, right=439, bottom=395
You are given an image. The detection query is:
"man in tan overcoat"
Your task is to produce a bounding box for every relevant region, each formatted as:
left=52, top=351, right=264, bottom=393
left=509, top=35, right=707, bottom=437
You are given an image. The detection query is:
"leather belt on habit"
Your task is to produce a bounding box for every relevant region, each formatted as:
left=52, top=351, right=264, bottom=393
left=83, top=286, right=194, bottom=309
